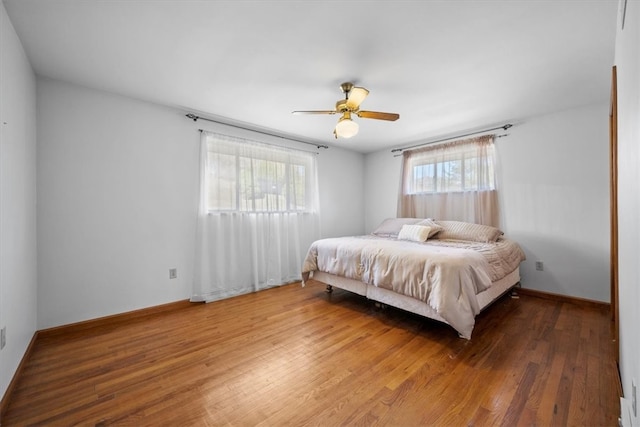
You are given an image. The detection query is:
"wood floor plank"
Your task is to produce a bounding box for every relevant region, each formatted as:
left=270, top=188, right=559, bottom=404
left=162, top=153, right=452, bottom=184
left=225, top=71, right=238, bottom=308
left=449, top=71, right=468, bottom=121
left=2, top=282, right=619, bottom=426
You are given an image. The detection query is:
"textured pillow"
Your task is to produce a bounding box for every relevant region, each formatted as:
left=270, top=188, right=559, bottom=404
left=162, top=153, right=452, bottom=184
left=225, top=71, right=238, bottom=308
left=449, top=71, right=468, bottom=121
left=433, top=220, right=503, bottom=243
left=416, top=218, right=444, bottom=238
left=397, top=225, right=432, bottom=242
left=372, top=218, right=423, bottom=237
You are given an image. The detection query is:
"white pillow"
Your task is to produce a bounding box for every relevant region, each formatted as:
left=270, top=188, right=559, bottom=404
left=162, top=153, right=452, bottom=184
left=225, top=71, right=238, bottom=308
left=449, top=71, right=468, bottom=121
left=397, top=225, right=432, bottom=242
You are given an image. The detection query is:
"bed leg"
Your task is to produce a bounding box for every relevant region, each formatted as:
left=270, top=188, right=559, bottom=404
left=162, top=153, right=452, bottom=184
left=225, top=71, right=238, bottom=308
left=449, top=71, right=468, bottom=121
left=510, top=288, right=520, bottom=299
left=326, top=285, right=333, bottom=293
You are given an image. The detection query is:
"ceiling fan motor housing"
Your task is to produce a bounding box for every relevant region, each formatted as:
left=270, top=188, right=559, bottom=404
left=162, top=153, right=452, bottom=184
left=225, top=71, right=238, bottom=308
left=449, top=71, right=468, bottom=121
left=335, top=99, right=350, bottom=113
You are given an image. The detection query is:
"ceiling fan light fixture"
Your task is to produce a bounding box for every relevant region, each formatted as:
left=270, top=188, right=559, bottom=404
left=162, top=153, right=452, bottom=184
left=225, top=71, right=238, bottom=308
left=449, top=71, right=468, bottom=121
left=334, top=114, right=359, bottom=139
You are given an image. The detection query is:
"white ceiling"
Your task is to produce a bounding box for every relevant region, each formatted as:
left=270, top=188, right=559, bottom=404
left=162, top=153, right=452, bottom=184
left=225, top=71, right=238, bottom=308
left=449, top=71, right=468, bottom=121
left=3, top=0, right=618, bottom=153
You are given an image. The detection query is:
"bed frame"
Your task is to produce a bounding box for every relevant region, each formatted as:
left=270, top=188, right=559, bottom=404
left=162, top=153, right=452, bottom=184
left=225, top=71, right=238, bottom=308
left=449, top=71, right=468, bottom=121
left=309, top=267, right=521, bottom=335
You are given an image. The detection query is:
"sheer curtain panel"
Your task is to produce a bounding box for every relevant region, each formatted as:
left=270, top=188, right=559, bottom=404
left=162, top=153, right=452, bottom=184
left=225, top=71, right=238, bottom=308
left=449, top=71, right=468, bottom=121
left=398, top=135, right=499, bottom=226
left=192, top=131, right=320, bottom=303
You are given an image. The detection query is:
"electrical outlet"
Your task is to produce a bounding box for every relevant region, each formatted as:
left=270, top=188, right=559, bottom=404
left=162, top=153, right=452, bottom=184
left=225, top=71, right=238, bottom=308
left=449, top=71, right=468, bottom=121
left=169, top=268, right=177, bottom=279
left=1, top=326, right=6, bottom=350
left=535, top=261, right=544, bottom=271
left=633, top=378, right=637, bottom=417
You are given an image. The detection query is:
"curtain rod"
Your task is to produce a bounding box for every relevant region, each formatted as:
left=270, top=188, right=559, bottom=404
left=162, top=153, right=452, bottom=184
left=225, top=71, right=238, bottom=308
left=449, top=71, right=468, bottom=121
left=390, top=124, right=513, bottom=154
left=197, top=129, right=323, bottom=155
left=186, top=113, right=329, bottom=150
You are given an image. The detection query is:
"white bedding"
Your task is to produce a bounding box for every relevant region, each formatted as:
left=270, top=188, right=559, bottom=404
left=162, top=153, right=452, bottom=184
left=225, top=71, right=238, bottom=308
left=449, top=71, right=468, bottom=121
left=302, top=235, right=525, bottom=339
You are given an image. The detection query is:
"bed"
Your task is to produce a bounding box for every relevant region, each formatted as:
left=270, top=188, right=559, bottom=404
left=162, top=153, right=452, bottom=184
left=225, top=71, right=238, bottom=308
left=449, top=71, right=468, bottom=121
left=301, top=218, right=526, bottom=339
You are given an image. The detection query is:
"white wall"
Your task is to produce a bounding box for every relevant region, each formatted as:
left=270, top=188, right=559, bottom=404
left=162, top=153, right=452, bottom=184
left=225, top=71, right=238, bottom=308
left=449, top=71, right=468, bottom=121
left=497, top=104, right=610, bottom=302
left=36, top=79, right=198, bottom=329
left=364, top=103, right=610, bottom=302
left=36, top=78, right=365, bottom=329
left=318, top=147, right=365, bottom=238
left=364, top=150, right=402, bottom=233
left=0, top=2, right=38, bottom=401
left=614, top=0, right=640, bottom=422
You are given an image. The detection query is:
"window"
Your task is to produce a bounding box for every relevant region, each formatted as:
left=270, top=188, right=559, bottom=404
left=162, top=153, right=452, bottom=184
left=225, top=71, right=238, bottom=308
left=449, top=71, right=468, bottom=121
left=406, top=140, right=496, bottom=194
left=206, top=136, right=316, bottom=213
left=193, top=131, right=321, bottom=303
left=398, top=134, right=499, bottom=226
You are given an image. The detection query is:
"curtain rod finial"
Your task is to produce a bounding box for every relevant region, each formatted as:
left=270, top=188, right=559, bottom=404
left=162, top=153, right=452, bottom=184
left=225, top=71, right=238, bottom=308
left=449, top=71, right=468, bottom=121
left=186, top=113, right=199, bottom=122
left=503, top=124, right=513, bottom=130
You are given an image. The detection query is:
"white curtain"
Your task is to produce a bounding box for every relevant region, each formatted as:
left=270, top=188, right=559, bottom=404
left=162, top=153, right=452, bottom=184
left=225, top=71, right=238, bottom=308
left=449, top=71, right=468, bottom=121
left=192, top=131, right=320, bottom=302
left=397, top=135, right=499, bottom=227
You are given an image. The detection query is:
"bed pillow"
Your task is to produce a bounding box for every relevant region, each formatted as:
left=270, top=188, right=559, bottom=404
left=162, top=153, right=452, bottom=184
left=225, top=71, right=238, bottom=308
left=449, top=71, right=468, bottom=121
left=397, top=225, right=432, bottom=242
left=372, top=218, right=423, bottom=237
left=433, top=220, right=503, bottom=243
left=416, top=218, right=444, bottom=238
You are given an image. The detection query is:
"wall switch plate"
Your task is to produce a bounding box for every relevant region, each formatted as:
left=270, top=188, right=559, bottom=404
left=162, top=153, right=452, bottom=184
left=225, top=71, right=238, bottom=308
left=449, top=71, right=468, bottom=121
left=169, top=268, right=177, bottom=279
left=535, top=261, right=544, bottom=271
left=1, top=326, right=6, bottom=350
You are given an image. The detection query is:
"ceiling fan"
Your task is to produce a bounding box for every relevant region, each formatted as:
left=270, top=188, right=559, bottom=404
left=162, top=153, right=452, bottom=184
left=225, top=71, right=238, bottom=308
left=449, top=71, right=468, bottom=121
left=292, top=82, right=400, bottom=139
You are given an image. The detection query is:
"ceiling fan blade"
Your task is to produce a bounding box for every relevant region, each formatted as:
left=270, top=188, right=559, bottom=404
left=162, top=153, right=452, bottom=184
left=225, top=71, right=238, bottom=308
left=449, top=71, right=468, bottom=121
left=357, top=110, right=400, bottom=121
left=292, top=110, right=337, bottom=115
left=346, top=87, right=369, bottom=110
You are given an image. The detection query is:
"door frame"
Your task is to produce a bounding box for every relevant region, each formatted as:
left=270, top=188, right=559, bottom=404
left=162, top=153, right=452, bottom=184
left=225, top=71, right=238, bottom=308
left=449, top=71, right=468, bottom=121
left=609, top=65, right=619, bottom=364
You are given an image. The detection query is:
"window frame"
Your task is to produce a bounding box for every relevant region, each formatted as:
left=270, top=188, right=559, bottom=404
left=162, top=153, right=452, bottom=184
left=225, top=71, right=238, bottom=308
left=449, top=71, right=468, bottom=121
left=205, top=136, right=316, bottom=214
left=405, top=143, right=496, bottom=195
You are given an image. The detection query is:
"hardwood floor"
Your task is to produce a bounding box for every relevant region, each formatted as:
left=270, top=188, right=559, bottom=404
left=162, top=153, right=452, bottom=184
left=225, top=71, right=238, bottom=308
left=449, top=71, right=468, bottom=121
left=3, top=281, right=619, bottom=426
